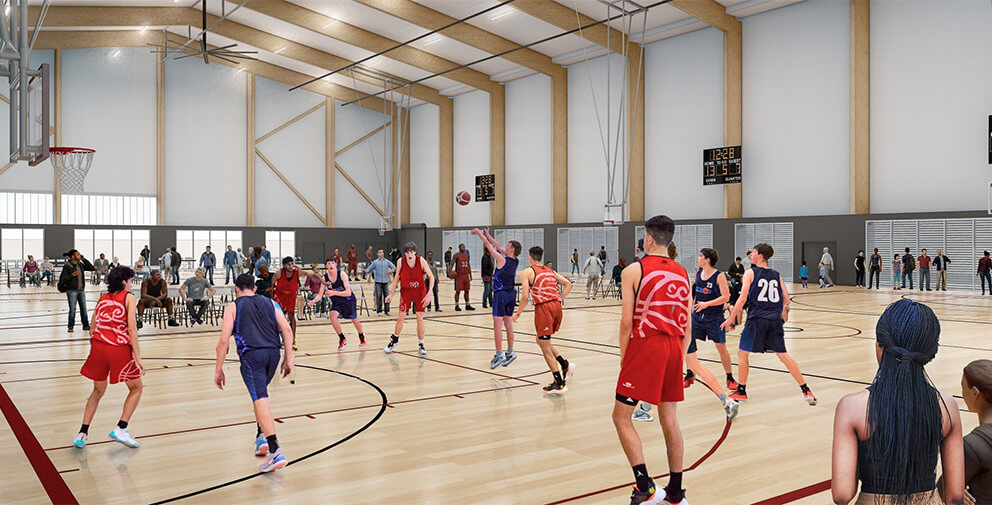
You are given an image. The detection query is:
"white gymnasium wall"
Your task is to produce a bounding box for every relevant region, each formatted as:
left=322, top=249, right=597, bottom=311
left=742, top=0, right=849, bottom=217
left=164, top=57, right=246, bottom=226
left=567, top=53, right=626, bottom=223
left=62, top=48, right=156, bottom=196
left=505, top=73, right=551, bottom=225
left=0, top=49, right=55, bottom=192
left=254, top=76, right=325, bottom=228
left=409, top=103, right=439, bottom=227
left=644, top=27, right=724, bottom=220
left=334, top=100, right=392, bottom=228
left=452, top=90, right=490, bottom=227
left=870, top=0, right=992, bottom=214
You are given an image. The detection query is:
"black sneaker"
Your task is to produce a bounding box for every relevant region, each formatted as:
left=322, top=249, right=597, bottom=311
left=629, top=479, right=658, bottom=505
left=542, top=382, right=567, bottom=395
left=455, top=305, right=462, bottom=311
left=465, top=305, right=476, bottom=311
left=136, top=320, right=143, bottom=329
left=82, top=326, right=90, bottom=331
left=167, top=319, right=180, bottom=327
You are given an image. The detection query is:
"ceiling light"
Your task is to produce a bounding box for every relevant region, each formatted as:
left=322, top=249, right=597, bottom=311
left=140, top=26, right=149, bottom=33
left=323, top=19, right=338, bottom=28
left=236, top=67, right=246, bottom=73
left=111, top=50, right=121, bottom=58
left=273, top=47, right=285, bottom=54
left=423, top=36, right=441, bottom=47
left=490, top=8, right=513, bottom=21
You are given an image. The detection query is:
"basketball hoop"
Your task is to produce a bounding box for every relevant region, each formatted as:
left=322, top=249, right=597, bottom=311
left=50, top=147, right=95, bottom=194
left=378, top=216, right=392, bottom=236
left=604, top=203, right=624, bottom=226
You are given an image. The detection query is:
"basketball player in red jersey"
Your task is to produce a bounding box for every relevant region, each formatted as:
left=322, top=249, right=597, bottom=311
left=347, top=244, right=359, bottom=281
left=272, top=257, right=302, bottom=350
left=384, top=242, right=435, bottom=356
left=450, top=243, right=475, bottom=311
left=614, top=215, right=691, bottom=505
left=513, top=245, right=575, bottom=395
left=72, top=266, right=144, bottom=449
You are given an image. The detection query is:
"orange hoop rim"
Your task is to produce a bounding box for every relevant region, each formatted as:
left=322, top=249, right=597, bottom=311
left=50, top=147, right=95, bottom=154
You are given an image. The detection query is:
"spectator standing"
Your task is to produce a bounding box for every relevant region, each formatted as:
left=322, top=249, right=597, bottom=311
left=199, top=246, right=217, bottom=285
left=869, top=248, right=882, bottom=289
left=902, top=247, right=916, bottom=290
left=933, top=249, right=950, bottom=292
left=367, top=249, right=396, bottom=316
left=598, top=246, right=608, bottom=276
left=444, top=247, right=453, bottom=272
left=819, top=247, right=835, bottom=287
left=854, top=250, right=866, bottom=288
left=159, top=249, right=172, bottom=277
left=139, top=245, right=150, bottom=264
left=979, top=251, right=992, bottom=295
left=260, top=245, right=271, bottom=266
left=425, top=251, right=441, bottom=312
left=347, top=244, right=359, bottom=281
left=390, top=247, right=401, bottom=265
left=892, top=254, right=902, bottom=290
left=93, top=254, right=110, bottom=285
left=169, top=247, right=181, bottom=285
left=571, top=248, right=579, bottom=274
left=481, top=247, right=495, bottom=309
left=58, top=249, right=94, bottom=332
left=236, top=248, right=247, bottom=276
left=254, top=248, right=269, bottom=278
left=40, top=256, right=53, bottom=285
left=583, top=251, right=603, bottom=300
left=612, top=257, right=626, bottom=294
left=799, top=261, right=809, bottom=288
left=939, top=359, right=992, bottom=503
left=180, top=268, right=215, bottom=325
left=24, top=255, right=39, bottom=286
left=137, top=269, right=179, bottom=328
left=223, top=246, right=238, bottom=284
left=918, top=248, right=932, bottom=291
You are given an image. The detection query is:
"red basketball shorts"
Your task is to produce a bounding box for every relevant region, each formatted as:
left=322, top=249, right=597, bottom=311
left=534, top=301, right=562, bottom=337
left=399, top=289, right=426, bottom=313
left=456, top=275, right=471, bottom=291
left=80, top=340, right=142, bottom=384
left=615, top=336, right=684, bottom=405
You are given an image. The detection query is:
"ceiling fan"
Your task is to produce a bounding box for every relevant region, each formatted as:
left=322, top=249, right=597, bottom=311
left=148, top=0, right=257, bottom=64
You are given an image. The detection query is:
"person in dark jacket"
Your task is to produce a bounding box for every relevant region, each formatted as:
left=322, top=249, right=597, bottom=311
left=481, top=248, right=495, bottom=309
left=58, top=249, right=95, bottom=333
left=933, top=249, right=951, bottom=291
left=979, top=251, right=992, bottom=295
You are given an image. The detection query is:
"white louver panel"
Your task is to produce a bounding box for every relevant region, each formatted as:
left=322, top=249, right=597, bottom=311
left=557, top=226, right=619, bottom=275
left=866, top=220, right=893, bottom=288
left=945, top=219, right=974, bottom=291
left=734, top=222, right=795, bottom=283
left=442, top=230, right=485, bottom=271
left=633, top=224, right=713, bottom=275
left=494, top=228, right=544, bottom=272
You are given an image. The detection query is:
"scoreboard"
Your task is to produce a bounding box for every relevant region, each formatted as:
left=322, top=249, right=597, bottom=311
left=475, top=174, right=495, bottom=202
left=703, top=145, right=742, bottom=185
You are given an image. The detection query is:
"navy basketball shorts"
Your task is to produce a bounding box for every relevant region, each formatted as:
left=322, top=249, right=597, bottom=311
left=691, top=313, right=726, bottom=344
left=738, top=318, right=787, bottom=354
left=492, top=290, right=516, bottom=317
left=239, top=348, right=281, bottom=402
left=687, top=334, right=698, bottom=354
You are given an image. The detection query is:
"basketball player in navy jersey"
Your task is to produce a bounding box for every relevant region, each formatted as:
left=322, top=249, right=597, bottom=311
left=720, top=243, right=816, bottom=406
left=214, top=274, right=295, bottom=473
left=688, top=248, right=738, bottom=391
left=472, top=227, right=522, bottom=369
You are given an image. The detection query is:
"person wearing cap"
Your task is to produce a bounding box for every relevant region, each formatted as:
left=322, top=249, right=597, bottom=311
left=58, top=249, right=95, bottom=333
left=180, top=268, right=216, bottom=325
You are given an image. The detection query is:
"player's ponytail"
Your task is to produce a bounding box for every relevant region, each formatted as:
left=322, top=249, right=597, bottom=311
left=864, top=298, right=942, bottom=504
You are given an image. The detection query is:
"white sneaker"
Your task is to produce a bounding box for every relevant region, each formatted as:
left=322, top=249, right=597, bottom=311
left=501, top=351, right=517, bottom=367
left=418, top=343, right=428, bottom=357
left=723, top=397, right=740, bottom=421
left=72, top=433, right=87, bottom=448
left=109, top=427, right=140, bottom=448
left=384, top=336, right=398, bottom=354
left=631, top=408, right=653, bottom=422
left=563, top=362, right=576, bottom=382
left=490, top=353, right=505, bottom=369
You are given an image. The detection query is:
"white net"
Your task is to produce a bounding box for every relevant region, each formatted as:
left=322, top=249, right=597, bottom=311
left=50, top=148, right=94, bottom=194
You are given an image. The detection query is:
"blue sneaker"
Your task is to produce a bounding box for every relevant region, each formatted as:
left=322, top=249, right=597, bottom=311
left=258, top=448, right=287, bottom=473
left=72, top=433, right=87, bottom=448
left=254, top=436, right=269, bottom=456
left=109, top=427, right=140, bottom=448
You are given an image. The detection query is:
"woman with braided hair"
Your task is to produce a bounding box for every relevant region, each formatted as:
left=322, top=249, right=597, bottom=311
left=831, top=298, right=964, bottom=505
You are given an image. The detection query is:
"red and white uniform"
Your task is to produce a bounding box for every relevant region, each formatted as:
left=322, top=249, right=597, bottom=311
left=81, top=290, right=142, bottom=384
left=530, top=264, right=563, bottom=337
left=454, top=251, right=471, bottom=291
left=274, top=267, right=300, bottom=314
left=615, top=255, right=690, bottom=405
left=398, top=256, right=427, bottom=313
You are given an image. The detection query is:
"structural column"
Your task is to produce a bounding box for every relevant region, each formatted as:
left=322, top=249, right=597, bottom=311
left=490, top=85, right=505, bottom=226
left=401, top=112, right=410, bottom=226
left=53, top=49, right=62, bottom=224
left=439, top=98, right=453, bottom=227
left=245, top=72, right=255, bottom=226
left=850, top=0, right=870, bottom=214
left=551, top=72, right=567, bottom=224
left=627, top=45, right=646, bottom=223
left=325, top=96, right=334, bottom=227
left=156, top=53, right=166, bottom=225
left=723, top=26, right=743, bottom=219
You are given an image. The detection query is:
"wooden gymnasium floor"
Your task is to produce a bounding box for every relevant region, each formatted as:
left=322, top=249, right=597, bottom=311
left=0, top=276, right=984, bottom=505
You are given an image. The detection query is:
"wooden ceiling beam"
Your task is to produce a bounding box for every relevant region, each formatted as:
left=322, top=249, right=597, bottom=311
left=352, top=0, right=564, bottom=80
left=509, top=0, right=630, bottom=55
left=30, top=6, right=443, bottom=105
left=669, top=0, right=741, bottom=32
left=246, top=0, right=498, bottom=94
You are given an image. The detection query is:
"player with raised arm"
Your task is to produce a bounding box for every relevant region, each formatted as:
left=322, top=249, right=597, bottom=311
left=214, top=274, right=294, bottom=473
left=309, top=257, right=367, bottom=350
left=513, top=245, right=575, bottom=395
left=472, top=227, right=522, bottom=369
left=720, top=243, right=816, bottom=406
left=383, top=242, right=435, bottom=356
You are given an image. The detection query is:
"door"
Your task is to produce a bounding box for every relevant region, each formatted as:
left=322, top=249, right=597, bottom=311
left=802, top=241, right=837, bottom=283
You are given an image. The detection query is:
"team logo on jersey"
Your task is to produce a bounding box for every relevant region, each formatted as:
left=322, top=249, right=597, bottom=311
left=94, top=298, right=129, bottom=344
left=635, top=270, right=690, bottom=337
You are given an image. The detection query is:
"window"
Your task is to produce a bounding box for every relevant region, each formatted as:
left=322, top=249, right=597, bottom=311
left=0, top=228, right=44, bottom=261
left=176, top=230, right=242, bottom=260
left=74, top=229, right=149, bottom=266
left=0, top=192, right=53, bottom=224
left=62, top=194, right=156, bottom=226
left=265, top=231, right=295, bottom=261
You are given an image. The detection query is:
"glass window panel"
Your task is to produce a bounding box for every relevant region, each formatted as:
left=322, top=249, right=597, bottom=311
left=228, top=230, right=242, bottom=254
left=1, top=228, right=22, bottom=260
left=177, top=230, right=193, bottom=259
left=13, top=193, right=23, bottom=222
left=94, top=229, right=113, bottom=261
left=265, top=231, right=280, bottom=259
left=114, top=229, right=133, bottom=266
left=0, top=193, right=8, bottom=223
left=23, top=228, right=43, bottom=260
left=282, top=231, right=295, bottom=260
left=74, top=229, right=94, bottom=261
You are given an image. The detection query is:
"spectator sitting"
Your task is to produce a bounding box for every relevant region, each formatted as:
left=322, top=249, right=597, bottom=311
left=137, top=269, right=179, bottom=328
left=134, top=259, right=151, bottom=281
left=180, top=268, right=215, bottom=325
left=93, top=253, right=110, bottom=285
left=39, top=256, right=53, bottom=285
left=23, top=255, right=39, bottom=286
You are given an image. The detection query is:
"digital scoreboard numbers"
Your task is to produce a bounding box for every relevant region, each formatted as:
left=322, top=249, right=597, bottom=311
left=475, top=174, right=495, bottom=202
left=703, top=145, right=742, bottom=185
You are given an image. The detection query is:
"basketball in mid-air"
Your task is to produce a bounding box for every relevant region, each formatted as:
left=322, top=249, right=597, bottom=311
left=456, top=191, right=471, bottom=206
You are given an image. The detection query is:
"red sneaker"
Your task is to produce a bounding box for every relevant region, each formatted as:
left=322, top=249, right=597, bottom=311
left=683, top=371, right=695, bottom=389
left=338, top=337, right=347, bottom=351
left=729, top=391, right=748, bottom=402
left=727, top=378, right=739, bottom=391
left=803, top=390, right=817, bottom=406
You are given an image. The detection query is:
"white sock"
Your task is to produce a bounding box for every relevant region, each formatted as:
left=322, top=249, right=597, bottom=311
left=418, top=339, right=424, bottom=346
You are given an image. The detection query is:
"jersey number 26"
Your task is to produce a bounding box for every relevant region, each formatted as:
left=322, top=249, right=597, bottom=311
left=756, top=278, right=780, bottom=303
